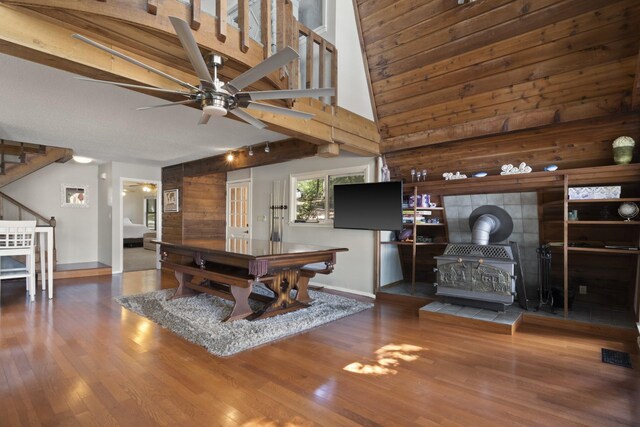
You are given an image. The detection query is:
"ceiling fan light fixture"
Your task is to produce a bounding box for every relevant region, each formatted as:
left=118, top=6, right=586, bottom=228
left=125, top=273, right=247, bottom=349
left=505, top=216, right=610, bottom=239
left=203, top=104, right=227, bottom=117
left=202, top=95, right=228, bottom=117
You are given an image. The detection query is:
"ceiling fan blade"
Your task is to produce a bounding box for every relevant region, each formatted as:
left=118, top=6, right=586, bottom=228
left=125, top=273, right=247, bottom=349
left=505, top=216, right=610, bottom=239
left=198, top=113, right=211, bottom=125
left=74, top=77, right=193, bottom=96
left=240, top=88, right=335, bottom=101
left=168, top=16, right=215, bottom=87
left=229, top=109, right=267, bottom=129
left=137, top=100, right=195, bottom=110
left=72, top=34, right=200, bottom=92
left=245, top=102, right=314, bottom=119
left=223, top=47, right=299, bottom=94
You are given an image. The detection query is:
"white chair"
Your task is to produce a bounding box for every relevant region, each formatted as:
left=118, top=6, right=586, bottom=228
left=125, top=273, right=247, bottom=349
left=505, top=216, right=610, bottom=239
left=0, top=220, right=37, bottom=303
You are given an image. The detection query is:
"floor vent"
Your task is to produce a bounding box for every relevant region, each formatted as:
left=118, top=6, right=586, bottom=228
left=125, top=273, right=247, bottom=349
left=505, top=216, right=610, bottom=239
left=601, top=348, right=633, bottom=368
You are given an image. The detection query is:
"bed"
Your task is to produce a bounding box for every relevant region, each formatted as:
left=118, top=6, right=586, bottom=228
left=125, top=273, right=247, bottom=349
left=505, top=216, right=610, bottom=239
left=123, top=217, right=152, bottom=247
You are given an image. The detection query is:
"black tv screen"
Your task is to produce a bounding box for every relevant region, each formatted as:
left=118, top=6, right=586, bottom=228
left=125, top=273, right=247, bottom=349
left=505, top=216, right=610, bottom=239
left=333, top=181, right=403, bottom=231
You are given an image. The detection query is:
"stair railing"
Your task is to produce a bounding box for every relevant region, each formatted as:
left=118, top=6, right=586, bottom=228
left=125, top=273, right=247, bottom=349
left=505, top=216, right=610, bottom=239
left=0, top=191, right=57, bottom=270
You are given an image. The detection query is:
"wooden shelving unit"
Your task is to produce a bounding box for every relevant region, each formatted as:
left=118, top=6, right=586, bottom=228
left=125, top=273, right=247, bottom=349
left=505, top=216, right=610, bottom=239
left=554, top=166, right=640, bottom=322
left=381, top=185, right=449, bottom=294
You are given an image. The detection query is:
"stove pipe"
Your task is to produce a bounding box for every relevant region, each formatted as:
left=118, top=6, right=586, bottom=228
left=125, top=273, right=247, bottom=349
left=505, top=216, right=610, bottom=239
left=471, top=214, right=500, bottom=245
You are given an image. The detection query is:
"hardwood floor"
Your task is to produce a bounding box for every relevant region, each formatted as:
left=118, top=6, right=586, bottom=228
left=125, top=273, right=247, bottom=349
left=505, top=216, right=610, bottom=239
left=1, top=271, right=638, bottom=426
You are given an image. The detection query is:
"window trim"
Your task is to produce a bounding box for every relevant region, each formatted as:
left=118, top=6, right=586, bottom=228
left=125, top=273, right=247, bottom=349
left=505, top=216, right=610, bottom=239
left=289, top=164, right=370, bottom=226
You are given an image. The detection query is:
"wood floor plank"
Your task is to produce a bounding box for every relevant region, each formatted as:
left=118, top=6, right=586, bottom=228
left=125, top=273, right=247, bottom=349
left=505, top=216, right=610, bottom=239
left=0, top=270, right=638, bottom=426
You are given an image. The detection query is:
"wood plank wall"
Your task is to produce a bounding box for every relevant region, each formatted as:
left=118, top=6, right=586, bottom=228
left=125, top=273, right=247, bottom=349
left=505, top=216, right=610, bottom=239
left=182, top=174, right=226, bottom=240
left=161, top=164, right=184, bottom=244
left=161, top=165, right=226, bottom=246
left=355, top=0, right=640, bottom=152
left=384, top=114, right=640, bottom=183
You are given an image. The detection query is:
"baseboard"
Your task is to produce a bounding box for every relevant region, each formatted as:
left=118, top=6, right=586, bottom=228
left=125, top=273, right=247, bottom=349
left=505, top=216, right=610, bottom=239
left=309, top=281, right=376, bottom=299
left=523, top=313, right=639, bottom=341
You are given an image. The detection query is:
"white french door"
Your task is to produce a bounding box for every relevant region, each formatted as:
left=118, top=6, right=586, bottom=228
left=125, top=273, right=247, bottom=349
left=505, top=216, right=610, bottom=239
left=226, top=180, right=251, bottom=240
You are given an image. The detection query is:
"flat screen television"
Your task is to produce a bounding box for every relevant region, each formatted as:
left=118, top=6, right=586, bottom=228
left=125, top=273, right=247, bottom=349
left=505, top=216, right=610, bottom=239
left=333, top=181, right=403, bottom=231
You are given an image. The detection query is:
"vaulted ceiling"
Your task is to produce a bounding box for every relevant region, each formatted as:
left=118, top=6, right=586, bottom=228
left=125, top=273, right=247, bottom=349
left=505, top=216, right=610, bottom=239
left=354, top=0, right=640, bottom=154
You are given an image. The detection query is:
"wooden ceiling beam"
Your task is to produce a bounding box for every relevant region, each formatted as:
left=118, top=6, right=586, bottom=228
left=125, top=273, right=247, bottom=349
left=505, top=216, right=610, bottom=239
left=179, top=138, right=319, bottom=177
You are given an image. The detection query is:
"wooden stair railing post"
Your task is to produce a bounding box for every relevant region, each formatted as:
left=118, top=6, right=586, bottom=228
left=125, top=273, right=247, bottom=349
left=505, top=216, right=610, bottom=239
left=50, top=216, right=57, bottom=270
left=0, top=191, right=58, bottom=270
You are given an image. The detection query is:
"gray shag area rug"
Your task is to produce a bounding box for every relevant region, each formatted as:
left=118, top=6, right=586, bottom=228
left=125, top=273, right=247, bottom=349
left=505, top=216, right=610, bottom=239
left=114, top=286, right=373, bottom=357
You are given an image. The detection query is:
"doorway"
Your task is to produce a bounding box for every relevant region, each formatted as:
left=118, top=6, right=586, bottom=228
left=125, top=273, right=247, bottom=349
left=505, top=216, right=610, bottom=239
left=122, top=179, right=160, bottom=272
left=226, top=180, right=251, bottom=240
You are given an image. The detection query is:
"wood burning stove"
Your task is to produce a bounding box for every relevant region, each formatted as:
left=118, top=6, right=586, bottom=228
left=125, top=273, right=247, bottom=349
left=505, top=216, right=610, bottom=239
left=435, top=205, right=522, bottom=311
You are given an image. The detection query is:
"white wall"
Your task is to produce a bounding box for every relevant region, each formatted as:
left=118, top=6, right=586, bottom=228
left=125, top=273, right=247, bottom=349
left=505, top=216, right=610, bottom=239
left=335, top=1, right=374, bottom=120
left=246, top=154, right=381, bottom=295
left=123, top=190, right=145, bottom=224
left=3, top=162, right=99, bottom=264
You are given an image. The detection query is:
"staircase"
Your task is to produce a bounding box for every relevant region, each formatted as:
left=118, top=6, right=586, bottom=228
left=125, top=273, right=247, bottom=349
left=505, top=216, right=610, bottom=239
left=0, top=139, right=74, bottom=273
left=0, top=139, right=73, bottom=188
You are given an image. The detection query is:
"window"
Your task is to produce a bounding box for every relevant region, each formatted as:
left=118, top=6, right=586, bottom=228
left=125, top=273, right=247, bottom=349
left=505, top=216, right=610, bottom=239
left=298, top=0, right=324, bottom=31
left=291, top=166, right=368, bottom=224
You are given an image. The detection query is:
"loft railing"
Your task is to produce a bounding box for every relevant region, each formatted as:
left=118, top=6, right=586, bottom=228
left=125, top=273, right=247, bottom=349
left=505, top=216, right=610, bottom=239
left=0, top=191, right=57, bottom=269
left=156, top=0, right=337, bottom=105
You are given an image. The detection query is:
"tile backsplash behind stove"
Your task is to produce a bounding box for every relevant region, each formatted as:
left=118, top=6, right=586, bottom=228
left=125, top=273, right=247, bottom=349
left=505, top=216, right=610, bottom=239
left=443, top=192, right=539, bottom=292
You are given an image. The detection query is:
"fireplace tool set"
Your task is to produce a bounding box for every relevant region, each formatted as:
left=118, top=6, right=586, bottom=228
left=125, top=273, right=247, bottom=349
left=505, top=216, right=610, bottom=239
left=269, top=180, right=287, bottom=242
left=536, top=244, right=554, bottom=312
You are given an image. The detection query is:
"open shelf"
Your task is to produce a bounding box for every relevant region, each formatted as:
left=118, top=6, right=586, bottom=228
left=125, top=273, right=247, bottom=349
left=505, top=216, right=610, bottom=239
left=567, top=198, right=640, bottom=204
left=568, top=220, right=640, bottom=225
left=568, top=247, right=639, bottom=255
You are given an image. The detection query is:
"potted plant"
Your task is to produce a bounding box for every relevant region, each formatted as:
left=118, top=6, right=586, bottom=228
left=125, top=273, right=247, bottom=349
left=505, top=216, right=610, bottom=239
left=612, top=136, right=635, bottom=165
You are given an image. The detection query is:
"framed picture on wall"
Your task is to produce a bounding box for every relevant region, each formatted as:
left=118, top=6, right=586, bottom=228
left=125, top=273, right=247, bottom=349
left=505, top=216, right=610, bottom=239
left=61, top=184, right=89, bottom=208
left=163, top=189, right=179, bottom=213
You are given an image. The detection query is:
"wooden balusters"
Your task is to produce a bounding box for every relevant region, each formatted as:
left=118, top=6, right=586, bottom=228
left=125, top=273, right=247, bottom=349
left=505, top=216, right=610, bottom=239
left=295, top=23, right=337, bottom=105
left=238, top=0, right=249, bottom=53
left=261, top=0, right=272, bottom=58
left=305, top=28, right=313, bottom=89
left=191, top=0, right=201, bottom=30
left=217, top=0, right=227, bottom=41
left=146, top=0, right=157, bottom=15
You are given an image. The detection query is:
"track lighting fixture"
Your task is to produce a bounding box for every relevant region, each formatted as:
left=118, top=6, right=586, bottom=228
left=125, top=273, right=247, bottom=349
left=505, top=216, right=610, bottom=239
left=226, top=152, right=234, bottom=162
left=248, top=146, right=254, bottom=156
left=265, top=142, right=270, bottom=153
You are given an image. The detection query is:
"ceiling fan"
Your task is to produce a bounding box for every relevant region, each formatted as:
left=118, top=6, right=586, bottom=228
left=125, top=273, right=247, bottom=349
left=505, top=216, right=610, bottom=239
left=71, top=16, right=334, bottom=129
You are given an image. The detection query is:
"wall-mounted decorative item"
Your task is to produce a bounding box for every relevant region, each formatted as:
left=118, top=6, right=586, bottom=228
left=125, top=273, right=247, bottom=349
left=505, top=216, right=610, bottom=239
left=442, top=171, right=467, bottom=180
left=544, top=164, right=558, bottom=172
left=163, top=189, right=179, bottom=213
left=612, top=136, right=635, bottom=165
left=61, top=184, right=89, bottom=208
left=500, top=162, right=532, bottom=175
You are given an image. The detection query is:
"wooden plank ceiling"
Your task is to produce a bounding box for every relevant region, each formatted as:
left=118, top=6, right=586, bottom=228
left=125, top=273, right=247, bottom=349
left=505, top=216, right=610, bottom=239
left=354, top=0, right=640, bottom=153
